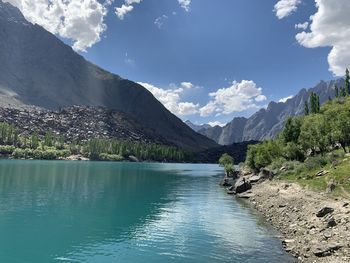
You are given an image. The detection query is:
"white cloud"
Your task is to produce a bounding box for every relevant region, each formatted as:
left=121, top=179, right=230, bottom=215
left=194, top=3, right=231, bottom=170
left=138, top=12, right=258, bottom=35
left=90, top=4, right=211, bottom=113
left=180, top=82, right=194, bottom=89
left=208, top=121, right=226, bottom=127
left=295, top=21, right=309, bottom=30
left=278, top=95, right=293, bottom=103
left=255, top=94, right=267, bottom=102
left=273, top=0, right=301, bottom=19
left=116, top=0, right=190, bottom=20
left=199, top=80, right=267, bottom=117
left=138, top=82, right=199, bottom=116
left=154, top=15, right=168, bottom=29
left=295, top=0, right=350, bottom=76
left=5, top=0, right=107, bottom=51
left=115, top=4, right=134, bottom=20
left=178, top=0, right=191, bottom=12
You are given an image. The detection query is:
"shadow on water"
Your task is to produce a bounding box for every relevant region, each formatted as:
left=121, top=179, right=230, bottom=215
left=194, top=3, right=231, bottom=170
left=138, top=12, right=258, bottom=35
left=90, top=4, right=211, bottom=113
left=0, top=161, right=295, bottom=263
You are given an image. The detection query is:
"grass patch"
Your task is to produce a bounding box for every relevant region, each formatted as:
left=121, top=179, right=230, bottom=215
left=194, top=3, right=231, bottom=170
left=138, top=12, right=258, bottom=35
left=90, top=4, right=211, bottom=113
left=271, top=150, right=350, bottom=197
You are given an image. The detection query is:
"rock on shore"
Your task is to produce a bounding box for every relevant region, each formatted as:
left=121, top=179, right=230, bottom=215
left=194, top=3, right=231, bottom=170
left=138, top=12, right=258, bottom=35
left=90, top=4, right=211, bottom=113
left=246, top=181, right=350, bottom=262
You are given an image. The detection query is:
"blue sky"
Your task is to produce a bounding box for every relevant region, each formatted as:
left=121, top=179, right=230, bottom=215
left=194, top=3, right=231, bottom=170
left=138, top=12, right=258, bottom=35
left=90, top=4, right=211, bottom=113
left=8, top=0, right=348, bottom=126
left=84, top=0, right=333, bottom=125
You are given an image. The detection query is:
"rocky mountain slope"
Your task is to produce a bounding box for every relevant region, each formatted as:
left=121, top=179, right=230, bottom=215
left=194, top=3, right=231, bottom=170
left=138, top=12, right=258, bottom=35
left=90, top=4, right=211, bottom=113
left=0, top=105, right=169, bottom=144
left=0, top=1, right=217, bottom=152
left=196, top=79, right=342, bottom=145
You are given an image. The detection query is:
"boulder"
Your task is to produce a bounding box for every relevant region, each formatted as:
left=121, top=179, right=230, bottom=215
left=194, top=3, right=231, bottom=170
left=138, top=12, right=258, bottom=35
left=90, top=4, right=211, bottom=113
left=312, top=243, right=343, bottom=257
left=326, top=180, right=336, bottom=194
left=227, top=170, right=239, bottom=179
left=327, top=217, right=337, bottom=228
left=128, top=155, right=139, bottom=162
left=316, top=207, right=334, bottom=217
left=234, top=177, right=252, bottom=194
left=259, top=168, right=274, bottom=180
left=249, top=174, right=263, bottom=184
left=236, top=192, right=254, bottom=199
left=315, top=170, right=329, bottom=177
left=220, top=178, right=233, bottom=187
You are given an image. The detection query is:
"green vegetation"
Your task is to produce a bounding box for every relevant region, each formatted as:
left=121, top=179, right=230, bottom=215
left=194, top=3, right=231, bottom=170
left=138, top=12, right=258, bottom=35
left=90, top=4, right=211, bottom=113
left=245, top=69, right=350, bottom=195
left=85, top=138, right=192, bottom=162
left=218, top=153, right=235, bottom=176
left=0, top=122, right=191, bottom=162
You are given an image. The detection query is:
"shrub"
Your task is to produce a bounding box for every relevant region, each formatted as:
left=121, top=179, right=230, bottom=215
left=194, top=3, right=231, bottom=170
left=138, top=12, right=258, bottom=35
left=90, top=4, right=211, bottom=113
left=12, top=148, right=26, bottom=159
left=99, top=153, right=124, bottom=161
left=304, top=156, right=328, bottom=171
left=0, top=145, right=15, bottom=154
left=32, top=149, right=43, bottom=159
left=41, top=149, right=57, bottom=160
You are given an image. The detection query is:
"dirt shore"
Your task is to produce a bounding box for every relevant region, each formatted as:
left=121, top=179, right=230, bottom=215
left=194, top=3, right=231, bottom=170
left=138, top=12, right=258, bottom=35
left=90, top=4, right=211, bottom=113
left=243, top=180, right=350, bottom=262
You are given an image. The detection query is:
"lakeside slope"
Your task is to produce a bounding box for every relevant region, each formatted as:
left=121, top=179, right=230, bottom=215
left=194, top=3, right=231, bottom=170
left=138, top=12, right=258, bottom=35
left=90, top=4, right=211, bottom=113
left=244, top=180, right=350, bottom=262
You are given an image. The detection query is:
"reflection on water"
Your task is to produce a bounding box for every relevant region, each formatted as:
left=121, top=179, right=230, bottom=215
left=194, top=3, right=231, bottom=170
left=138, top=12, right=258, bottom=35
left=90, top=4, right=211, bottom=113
left=0, top=161, right=294, bottom=263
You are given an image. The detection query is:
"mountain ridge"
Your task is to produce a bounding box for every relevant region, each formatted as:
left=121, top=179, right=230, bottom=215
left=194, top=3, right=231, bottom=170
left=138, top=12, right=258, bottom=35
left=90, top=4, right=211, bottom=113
left=195, top=79, right=342, bottom=144
left=0, top=1, right=217, bottom=152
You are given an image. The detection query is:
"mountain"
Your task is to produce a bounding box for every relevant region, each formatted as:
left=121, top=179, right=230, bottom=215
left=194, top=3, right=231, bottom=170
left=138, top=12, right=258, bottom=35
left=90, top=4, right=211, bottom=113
left=184, top=120, right=211, bottom=132
left=195, top=141, right=259, bottom=164
left=196, top=79, right=342, bottom=145
left=0, top=106, right=170, bottom=144
left=0, top=1, right=217, bottom=152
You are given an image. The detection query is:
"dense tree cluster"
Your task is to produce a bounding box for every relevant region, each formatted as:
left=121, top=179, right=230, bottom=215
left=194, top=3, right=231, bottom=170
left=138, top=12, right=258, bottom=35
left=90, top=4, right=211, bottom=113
left=0, top=122, right=191, bottom=162
left=247, top=69, right=350, bottom=171
left=85, top=138, right=192, bottom=162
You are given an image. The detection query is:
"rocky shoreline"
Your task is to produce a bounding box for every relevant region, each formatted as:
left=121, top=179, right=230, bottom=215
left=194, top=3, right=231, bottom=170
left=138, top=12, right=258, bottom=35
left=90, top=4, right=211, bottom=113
left=221, top=170, right=350, bottom=262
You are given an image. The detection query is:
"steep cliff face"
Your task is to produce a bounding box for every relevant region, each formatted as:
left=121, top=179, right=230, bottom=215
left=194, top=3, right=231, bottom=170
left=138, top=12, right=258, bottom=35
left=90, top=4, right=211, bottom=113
left=0, top=1, right=217, bottom=151
left=195, top=79, right=341, bottom=145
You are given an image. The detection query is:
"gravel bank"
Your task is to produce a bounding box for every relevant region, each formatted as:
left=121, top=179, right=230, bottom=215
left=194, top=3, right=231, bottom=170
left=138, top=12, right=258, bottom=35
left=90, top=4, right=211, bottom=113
left=244, top=180, right=350, bottom=262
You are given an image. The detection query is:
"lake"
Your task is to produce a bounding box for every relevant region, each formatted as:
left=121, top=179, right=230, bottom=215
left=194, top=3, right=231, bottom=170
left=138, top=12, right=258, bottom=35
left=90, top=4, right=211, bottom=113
left=0, top=160, right=294, bottom=263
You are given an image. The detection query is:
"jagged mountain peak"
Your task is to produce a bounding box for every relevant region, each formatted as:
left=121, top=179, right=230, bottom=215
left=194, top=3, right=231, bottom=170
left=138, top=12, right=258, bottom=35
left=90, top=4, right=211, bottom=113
left=195, top=78, right=342, bottom=145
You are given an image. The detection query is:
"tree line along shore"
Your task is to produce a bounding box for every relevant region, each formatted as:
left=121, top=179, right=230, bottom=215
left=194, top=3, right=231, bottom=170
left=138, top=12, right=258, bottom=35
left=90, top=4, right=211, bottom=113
left=0, top=121, right=193, bottom=163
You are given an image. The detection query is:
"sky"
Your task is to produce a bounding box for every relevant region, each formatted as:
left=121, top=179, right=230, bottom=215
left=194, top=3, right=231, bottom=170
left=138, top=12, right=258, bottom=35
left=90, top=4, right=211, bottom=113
left=5, top=0, right=350, bottom=127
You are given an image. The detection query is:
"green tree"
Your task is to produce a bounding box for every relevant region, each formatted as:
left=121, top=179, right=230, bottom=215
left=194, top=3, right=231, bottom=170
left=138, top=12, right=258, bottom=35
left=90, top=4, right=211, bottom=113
left=335, top=85, right=339, bottom=98
left=299, top=114, right=329, bottom=155
left=340, top=87, right=347, bottom=97
left=218, top=153, right=235, bottom=176
left=281, top=117, right=302, bottom=143
left=304, top=101, right=309, bottom=116
left=30, top=133, right=39, bottom=149
left=346, top=68, right=350, bottom=95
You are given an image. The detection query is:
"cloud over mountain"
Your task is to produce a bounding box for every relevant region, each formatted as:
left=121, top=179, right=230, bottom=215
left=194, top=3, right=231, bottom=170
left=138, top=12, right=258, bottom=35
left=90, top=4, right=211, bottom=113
left=295, top=0, right=350, bottom=76
left=5, top=0, right=107, bottom=51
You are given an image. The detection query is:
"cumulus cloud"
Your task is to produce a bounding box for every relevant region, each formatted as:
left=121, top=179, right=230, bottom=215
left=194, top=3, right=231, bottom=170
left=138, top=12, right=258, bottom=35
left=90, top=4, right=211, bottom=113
left=199, top=80, right=267, bottom=117
left=178, top=0, right=191, bottom=12
left=180, top=82, right=194, bottom=89
left=115, top=4, right=134, bottom=20
left=273, top=0, right=301, bottom=19
left=295, top=21, right=309, bottom=30
left=279, top=95, right=293, bottom=103
left=138, top=82, right=199, bottom=116
left=5, top=0, right=107, bottom=51
left=295, top=0, right=350, bottom=76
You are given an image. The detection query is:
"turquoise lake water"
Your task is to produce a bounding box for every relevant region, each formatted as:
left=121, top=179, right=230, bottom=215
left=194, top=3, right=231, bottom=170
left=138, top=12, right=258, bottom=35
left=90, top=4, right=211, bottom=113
left=0, top=160, right=295, bottom=263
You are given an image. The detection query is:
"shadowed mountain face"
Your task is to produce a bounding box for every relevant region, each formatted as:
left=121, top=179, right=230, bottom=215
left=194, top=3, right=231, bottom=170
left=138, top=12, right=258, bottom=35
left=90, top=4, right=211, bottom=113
left=0, top=1, right=217, bottom=152
left=196, top=79, right=342, bottom=145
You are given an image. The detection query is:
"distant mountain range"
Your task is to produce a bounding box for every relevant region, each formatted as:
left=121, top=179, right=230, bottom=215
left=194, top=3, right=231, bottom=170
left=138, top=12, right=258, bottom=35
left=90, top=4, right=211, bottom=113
left=0, top=1, right=217, bottom=152
left=184, top=121, right=211, bottom=132
left=187, top=79, right=343, bottom=145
